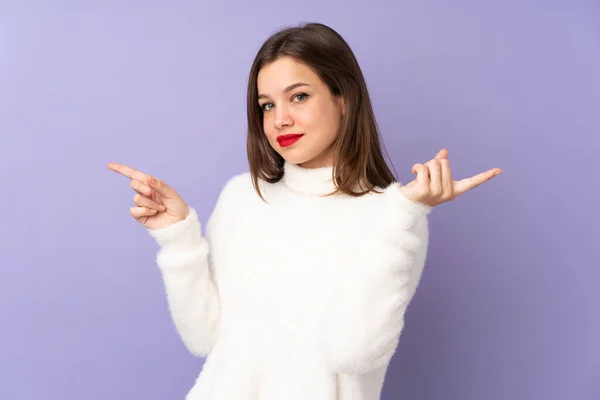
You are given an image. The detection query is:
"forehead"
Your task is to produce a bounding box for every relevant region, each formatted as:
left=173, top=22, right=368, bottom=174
left=257, top=57, right=320, bottom=92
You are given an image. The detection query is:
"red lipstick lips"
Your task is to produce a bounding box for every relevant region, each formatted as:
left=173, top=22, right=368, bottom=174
left=277, top=134, right=304, bottom=148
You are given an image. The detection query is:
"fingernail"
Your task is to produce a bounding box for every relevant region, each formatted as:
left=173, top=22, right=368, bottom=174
left=494, top=170, right=503, bottom=177
left=159, top=205, right=166, bottom=211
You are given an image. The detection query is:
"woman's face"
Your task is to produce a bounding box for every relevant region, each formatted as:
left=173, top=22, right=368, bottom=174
left=257, top=56, right=344, bottom=169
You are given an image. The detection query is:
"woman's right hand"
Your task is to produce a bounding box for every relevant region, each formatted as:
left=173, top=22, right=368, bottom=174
left=107, top=162, right=190, bottom=230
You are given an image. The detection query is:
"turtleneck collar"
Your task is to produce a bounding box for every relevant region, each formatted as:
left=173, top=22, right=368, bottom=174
left=282, top=161, right=337, bottom=196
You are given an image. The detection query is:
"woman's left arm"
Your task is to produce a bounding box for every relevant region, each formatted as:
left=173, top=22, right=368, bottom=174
left=318, top=182, right=431, bottom=375
left=319, top=148, right=502, bottom=375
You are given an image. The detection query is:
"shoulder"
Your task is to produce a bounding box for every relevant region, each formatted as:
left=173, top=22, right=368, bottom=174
left=372, top=181, right=431, bottom=233
left=216, top=171, right=254, bottom=202
left=344, top=181, right=431, bottom=235
left=205, top=172, right=252, bottom=236
left=365, top=181, right=429, bottom=211
left=213, top=170, right=270, bottom=214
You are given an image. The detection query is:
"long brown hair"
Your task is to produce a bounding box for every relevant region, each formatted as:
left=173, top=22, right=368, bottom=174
left=246, top=22, right=397, bottom=201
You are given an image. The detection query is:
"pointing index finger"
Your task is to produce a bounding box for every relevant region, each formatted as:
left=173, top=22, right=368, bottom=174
left=108, top=162, right=176, bottom=198
left=107, top=162, right=149, bottom=182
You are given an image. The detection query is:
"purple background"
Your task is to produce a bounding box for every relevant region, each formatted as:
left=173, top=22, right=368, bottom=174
left=1, top=1, right=598, bottom=399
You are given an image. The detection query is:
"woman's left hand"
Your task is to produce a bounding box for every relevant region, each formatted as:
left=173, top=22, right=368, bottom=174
left=399, top=148, right=502, bottom=207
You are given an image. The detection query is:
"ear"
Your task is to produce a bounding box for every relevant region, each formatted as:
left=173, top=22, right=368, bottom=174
left=338, top=96, right=346, bottom=116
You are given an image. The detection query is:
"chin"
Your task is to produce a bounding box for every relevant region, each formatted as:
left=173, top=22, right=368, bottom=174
left=280, top=155, right=308, bottom=166
left=275, top=142, right=331, bottom=167
left=277, top=149, right=315, bottom=166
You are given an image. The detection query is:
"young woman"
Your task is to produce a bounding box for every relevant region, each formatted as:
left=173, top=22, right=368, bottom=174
left=108, top=22, right=501, bottom=400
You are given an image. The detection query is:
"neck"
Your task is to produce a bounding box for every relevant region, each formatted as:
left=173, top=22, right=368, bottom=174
left=282, top=161, right=336, bottom=196
left=298, top=150, right=334, bottom=169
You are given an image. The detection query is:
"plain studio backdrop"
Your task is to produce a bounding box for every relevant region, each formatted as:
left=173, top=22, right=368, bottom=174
left=1, top=1, right=598, bottom=399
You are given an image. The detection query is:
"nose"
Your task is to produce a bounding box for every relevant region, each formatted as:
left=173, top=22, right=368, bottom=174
left=274, top=105, right=293, bottom=130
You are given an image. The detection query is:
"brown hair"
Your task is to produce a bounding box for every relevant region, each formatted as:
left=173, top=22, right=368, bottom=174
left=246, top=22, right=397, bottom=201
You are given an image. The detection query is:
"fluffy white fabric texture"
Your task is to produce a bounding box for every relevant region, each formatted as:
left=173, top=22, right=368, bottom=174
left=147, top=161, right=431, bottom=400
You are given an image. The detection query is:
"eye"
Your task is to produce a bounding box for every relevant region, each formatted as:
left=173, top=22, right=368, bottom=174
left=293, top=93, right=309, bottom=102
left=260, top=103, right=274, bottom=111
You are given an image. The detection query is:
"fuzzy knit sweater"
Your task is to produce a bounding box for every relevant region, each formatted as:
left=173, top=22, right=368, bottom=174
left=146, top=161, right=431, bottom=400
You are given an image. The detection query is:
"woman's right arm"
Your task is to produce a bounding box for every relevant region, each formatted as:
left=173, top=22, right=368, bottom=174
left=107, top=161, right=233, bottom=358
left=147, top=207, right=221, bottom=357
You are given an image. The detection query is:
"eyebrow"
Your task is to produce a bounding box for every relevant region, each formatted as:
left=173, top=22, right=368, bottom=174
left=257, top=82, right=310, bottom=100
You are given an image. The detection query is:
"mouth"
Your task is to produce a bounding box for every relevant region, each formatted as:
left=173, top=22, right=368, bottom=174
left=277, top=134, right=304, bottom=148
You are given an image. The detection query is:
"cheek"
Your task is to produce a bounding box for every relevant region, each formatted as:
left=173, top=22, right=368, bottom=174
left=262, top=114, right=276, bottom=139
left=308, top=105, right=340, bottom=137
left=296, top=104, right=324, bottom=129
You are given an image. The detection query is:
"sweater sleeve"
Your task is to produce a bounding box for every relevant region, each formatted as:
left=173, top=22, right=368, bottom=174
left=146, top=182, right=233, bottom=357
left=318, top=181, right=432, bottom=375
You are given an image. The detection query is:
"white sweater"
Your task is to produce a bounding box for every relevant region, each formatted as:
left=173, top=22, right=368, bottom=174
left=147, top=161, right=431, bottom=400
